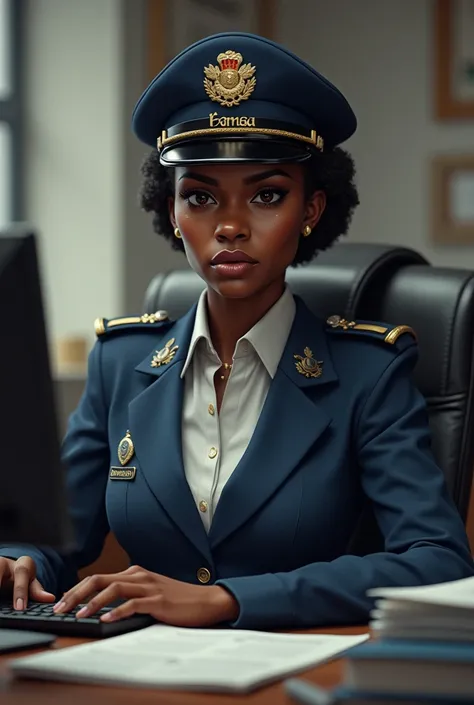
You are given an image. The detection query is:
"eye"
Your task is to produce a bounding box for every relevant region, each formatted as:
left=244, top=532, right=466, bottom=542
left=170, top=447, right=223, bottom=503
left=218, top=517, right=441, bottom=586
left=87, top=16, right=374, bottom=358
left=180, top=190, right=217, bottom=207
left=251, top=188, right=288, bottom=205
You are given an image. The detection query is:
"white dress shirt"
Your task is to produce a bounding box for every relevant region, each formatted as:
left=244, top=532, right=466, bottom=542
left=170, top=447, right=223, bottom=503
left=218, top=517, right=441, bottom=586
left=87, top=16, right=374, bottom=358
left=180, top=287, right=296, bottom=531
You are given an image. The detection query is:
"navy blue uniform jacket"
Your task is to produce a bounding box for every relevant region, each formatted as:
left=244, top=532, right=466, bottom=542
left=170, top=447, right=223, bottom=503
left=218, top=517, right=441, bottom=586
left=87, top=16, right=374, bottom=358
left=2, top=297, right=473, bottom=628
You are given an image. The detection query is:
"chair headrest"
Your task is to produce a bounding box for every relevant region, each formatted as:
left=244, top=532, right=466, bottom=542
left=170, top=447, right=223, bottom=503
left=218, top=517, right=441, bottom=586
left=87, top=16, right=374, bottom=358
left=366, top=264, right=474, bottom=398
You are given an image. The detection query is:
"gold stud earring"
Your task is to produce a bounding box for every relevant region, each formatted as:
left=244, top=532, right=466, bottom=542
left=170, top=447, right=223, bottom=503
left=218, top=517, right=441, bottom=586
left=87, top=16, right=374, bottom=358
left=302, top=225, right=312, bottom=237
left=174, top=228, right=182, bottom=239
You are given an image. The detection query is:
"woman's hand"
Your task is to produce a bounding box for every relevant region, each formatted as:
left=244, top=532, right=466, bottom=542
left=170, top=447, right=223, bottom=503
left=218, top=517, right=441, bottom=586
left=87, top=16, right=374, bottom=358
left=53, top=565, right=240, bottom=626
left=0, top=556, right=55, bottom=610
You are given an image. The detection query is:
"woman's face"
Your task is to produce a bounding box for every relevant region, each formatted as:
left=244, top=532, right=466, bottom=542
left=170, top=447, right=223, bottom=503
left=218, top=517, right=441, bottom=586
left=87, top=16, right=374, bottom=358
left=169, top=162, right=325, bottom=300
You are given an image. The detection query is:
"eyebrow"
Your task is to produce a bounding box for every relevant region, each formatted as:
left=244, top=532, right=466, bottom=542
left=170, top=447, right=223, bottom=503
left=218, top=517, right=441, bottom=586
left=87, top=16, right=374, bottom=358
left=178, top=172, right=218, bottom=186
left=178, top=168, right=293, bottom=187
left=243, top=169, right=293, bottom=184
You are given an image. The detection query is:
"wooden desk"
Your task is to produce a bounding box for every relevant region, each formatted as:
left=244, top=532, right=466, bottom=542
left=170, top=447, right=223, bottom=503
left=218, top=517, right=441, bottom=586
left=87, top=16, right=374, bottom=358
left=0, top=626, right=366, bottom=704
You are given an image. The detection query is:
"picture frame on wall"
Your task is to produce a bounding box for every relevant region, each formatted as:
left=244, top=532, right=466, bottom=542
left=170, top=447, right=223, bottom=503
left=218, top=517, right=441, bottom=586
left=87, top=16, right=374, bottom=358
left=431, top=154, right=474, bottom=243
left=435, top=0, right=474, bottom=118
left=147, top=0, right=275, bottom=80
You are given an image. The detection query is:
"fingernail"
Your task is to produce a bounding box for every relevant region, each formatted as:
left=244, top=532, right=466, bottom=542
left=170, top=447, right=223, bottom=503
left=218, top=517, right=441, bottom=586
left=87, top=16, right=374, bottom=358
left=101, top=611, right=113, bottom=622
left=54, top=601, right=66, bottom=613
left=15, top=598, right=24, bottom=611
left=76, top=606, right=89, bottom=618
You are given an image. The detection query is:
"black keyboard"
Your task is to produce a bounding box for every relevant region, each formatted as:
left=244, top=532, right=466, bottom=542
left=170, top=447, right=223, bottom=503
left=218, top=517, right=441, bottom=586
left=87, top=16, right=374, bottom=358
left=0, top=601, right=155, bottom=638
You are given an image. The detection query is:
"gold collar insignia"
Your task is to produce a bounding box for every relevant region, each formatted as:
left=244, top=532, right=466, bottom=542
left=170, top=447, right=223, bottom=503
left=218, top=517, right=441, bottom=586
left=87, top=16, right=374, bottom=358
left=294, top=347, right=323, bottom=379
left=151, top=338, right=179, bottom=368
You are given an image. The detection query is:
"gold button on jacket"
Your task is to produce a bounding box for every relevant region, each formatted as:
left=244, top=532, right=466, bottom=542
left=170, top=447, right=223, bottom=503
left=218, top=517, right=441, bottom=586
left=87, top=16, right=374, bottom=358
left=197, top=567, right=211, bottom=584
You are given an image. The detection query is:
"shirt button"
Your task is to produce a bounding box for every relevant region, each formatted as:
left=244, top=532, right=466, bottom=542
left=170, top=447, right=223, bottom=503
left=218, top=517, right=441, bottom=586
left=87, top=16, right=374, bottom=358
left=208, top=447, right=218, bottom=459
left=197, top=567, right=211, bottom=584
left=208, top=403, right=215, bottom=416
left=199, top=500, right=208, bottom=513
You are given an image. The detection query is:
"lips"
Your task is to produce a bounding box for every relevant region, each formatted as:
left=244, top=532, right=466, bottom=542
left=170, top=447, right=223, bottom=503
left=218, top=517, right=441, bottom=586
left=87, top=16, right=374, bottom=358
left=211, top=250, right=258, bottom=265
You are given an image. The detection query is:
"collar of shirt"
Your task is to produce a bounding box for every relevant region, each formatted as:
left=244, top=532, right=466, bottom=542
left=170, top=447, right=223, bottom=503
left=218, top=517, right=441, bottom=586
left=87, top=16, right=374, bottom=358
left=180, top=286, right=296, bottom=380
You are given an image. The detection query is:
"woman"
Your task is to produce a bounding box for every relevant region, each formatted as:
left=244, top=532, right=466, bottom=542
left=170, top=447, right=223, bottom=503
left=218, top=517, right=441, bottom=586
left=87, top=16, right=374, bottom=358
left=0, top=32, right=472, bottom=629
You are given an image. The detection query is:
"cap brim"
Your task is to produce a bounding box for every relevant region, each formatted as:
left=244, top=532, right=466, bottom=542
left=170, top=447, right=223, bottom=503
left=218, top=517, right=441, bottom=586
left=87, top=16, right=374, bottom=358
left=159, top=137, right=314, bottom=166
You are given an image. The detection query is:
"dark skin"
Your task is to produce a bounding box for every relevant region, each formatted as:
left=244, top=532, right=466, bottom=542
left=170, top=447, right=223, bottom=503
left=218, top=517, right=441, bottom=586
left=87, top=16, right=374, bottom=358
left=171, top=163, right=325, bottom=409
left=0, top=162, right=325, bottom=626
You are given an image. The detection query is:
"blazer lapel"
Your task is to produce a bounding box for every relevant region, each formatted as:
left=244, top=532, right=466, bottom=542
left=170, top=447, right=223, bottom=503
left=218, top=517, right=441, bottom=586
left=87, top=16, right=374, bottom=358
left=129, top=305, right=213, bottom=564
left=209, top=298, right=338, bottom=549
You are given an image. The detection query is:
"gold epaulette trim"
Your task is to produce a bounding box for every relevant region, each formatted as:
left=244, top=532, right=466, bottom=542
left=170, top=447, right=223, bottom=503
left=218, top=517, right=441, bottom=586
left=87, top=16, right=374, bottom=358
left=94, top=310, right=169, bottom=337
left=326, top=315, right=416, bottom=345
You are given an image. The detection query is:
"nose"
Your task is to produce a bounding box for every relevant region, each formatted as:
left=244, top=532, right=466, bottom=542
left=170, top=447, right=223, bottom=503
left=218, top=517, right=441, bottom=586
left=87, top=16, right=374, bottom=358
left=214, top=220, right=250, bottom=244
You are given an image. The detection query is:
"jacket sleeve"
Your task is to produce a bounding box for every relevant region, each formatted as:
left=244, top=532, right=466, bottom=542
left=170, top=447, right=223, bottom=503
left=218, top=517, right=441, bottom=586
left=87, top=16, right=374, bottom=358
left=216, top=345, right=474, bottom=629
left=0, top=341, right=111, bottom=596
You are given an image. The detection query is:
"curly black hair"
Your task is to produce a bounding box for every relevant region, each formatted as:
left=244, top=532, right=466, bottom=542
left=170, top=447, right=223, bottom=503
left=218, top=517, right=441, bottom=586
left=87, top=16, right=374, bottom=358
left=139, top=147, right=359, bottom=266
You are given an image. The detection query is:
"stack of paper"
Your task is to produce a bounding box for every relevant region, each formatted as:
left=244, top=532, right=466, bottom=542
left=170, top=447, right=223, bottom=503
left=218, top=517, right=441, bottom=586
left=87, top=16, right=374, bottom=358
left=9, top=625, right=368, bottom=692
left=368, top=575, right=474, bottom=642
left=324, top=577, right=474, bottom=703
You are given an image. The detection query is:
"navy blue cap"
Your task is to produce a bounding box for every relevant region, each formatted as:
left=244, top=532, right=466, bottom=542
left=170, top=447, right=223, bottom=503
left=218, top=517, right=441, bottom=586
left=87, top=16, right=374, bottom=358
left=132, top=32, right=357, bottom=166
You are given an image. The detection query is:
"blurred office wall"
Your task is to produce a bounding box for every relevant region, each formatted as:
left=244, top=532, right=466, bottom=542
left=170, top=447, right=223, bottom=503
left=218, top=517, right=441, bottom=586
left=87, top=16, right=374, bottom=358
left=279, top=0, right=474, bottom=267
left=24, top=0, right=184, bottom=350
left=25, top=0, right=124, bottom=346
left=22, top=0, right=474, bottom=349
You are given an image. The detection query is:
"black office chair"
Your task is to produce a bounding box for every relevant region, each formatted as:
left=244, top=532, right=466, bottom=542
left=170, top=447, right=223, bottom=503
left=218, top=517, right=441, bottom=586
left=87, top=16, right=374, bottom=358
left=144, top=243, right=474, bottom=551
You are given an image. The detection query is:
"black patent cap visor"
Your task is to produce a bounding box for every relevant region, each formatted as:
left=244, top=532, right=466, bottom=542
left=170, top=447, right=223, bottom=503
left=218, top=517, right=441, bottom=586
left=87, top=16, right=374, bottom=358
left=159, top=136, right=315, bottom=166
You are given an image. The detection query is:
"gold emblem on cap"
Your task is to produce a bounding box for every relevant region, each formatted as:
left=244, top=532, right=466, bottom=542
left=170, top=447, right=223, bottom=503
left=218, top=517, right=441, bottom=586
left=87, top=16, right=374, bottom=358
left=151, top=338, right=179, bottom=368
left=118, top=430, right=134, bottom=466
left=294, top=347, right=323, bottom=379
left=203, top=50, right=256, bottom=107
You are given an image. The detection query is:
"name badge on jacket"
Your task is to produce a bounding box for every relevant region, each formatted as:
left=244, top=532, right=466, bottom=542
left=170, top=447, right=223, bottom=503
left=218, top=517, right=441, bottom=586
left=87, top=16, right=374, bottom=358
left=109, top=466, right=136, bottom=481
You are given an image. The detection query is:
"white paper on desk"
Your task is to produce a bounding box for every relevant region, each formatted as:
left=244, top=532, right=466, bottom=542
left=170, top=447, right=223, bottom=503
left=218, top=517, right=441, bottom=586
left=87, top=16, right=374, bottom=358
left=9, top=625, right=368, bottom=693
left=368, top=575, right=474, bottom=609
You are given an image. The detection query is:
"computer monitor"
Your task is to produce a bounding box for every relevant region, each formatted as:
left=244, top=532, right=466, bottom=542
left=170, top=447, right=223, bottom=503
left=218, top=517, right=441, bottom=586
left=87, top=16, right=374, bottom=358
left=0, top=225, right=70, bottom=547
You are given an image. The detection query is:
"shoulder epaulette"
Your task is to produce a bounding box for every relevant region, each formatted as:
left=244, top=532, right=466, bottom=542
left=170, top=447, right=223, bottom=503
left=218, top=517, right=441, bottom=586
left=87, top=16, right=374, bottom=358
left=326, top=314, right=416, bottom=345
left=94, top=310, right=170, bottom=337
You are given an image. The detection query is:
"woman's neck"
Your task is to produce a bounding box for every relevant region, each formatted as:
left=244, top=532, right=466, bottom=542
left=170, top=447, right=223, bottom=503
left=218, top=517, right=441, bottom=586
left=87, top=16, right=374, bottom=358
left=206, top=279, right=285, bottom=364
